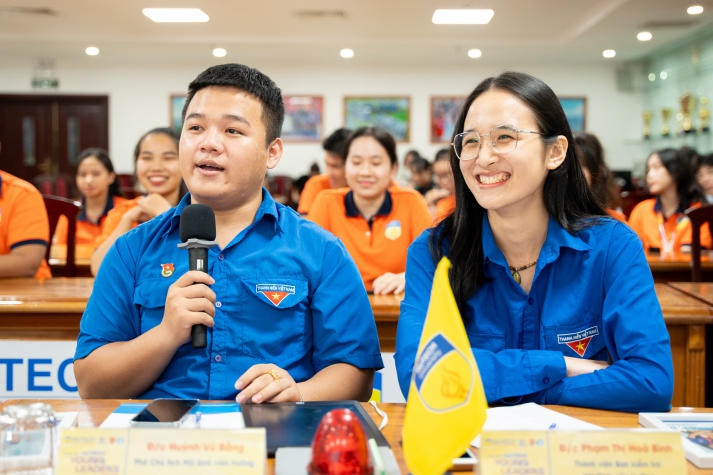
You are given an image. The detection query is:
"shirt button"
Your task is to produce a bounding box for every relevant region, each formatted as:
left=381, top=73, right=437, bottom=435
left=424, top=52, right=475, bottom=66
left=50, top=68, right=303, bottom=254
left=216, top=301, right=222, bottom=308
left=528, top=297, right=534, bottom=305
left=365, top=231, right=371, bottom=237
left=214, top=355, right=222, bottom=362
left=543, top=377, right=550, bottom=384
left=218, top=254, right=225, bottom=261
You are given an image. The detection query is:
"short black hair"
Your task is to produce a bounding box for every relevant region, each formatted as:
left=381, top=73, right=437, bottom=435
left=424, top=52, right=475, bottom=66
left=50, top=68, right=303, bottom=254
left=182, top=63, right=284, bottom=144
left=322, top=127, right=352, bottom=160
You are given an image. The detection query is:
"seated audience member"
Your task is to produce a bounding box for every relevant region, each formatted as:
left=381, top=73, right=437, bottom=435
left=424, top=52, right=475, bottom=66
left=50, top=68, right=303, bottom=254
left=695, top=152, right=713, bottom=204
left=424, top=147, right=456, bottom=223
left=90, top=127, right=186, bottom=275
left=573, top=132, right=626, bottom=222
left=0, top=141, right=52, bottom=279
left=74, top=63, right=383, bottom=402
left=629, top=147, right=711, bottom=254
left=297, top=127, right=351, bottom=215
left=308, top=127, right=432, bottom=295
left=394, top=71, right=673, bottom=412
left=398, top=148, right=421, bottom=187
left=53, top=148, right=127, bottom=259
left=409, top=156, right=435, bottom=196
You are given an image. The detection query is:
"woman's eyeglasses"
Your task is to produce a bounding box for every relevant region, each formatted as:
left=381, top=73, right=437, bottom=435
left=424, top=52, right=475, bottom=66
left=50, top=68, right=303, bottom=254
left=452, top=125, right=546, bottom=161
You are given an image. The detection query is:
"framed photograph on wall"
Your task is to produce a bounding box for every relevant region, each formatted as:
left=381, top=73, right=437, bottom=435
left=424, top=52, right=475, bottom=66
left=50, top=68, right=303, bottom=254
left=169, top=94, right=187, bottom=134
left=282, top=95, right=324, bottom=142
left=430, top=96, right=465, bottom=143
left=559, top=97, right=586, bottom=133
left=344, top=96, right=410, bottom=142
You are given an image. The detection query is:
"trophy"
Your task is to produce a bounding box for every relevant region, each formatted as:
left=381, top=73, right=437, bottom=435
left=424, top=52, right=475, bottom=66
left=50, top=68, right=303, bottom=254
left=700, top=96, right=710, bottom=133
left=642, top=111, right=652, bottom=139
left=661, top=108, right=672, bottom=137
left=677, top=92, right=695, bottom=134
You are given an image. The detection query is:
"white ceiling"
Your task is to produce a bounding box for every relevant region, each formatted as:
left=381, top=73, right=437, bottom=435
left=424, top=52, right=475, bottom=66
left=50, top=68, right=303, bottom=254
left=0, top=0, right=712, bottom=67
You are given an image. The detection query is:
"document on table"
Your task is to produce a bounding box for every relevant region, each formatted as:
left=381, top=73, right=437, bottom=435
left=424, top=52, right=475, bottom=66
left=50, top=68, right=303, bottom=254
left=473, top=403, right=601, bottom=447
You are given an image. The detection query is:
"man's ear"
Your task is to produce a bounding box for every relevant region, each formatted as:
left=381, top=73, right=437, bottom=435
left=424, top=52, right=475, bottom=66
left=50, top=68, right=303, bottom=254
left=266, top=138, right=283, bottom=170
left=546, top=135, right=568, bottom=170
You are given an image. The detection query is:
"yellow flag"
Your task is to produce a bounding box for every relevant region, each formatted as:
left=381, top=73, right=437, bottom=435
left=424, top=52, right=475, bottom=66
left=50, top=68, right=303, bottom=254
left=402, top=257, right=487, bottom=475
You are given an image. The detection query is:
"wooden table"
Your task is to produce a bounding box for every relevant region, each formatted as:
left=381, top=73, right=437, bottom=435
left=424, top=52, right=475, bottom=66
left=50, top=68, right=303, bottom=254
left=647, top=251, right=713, bottom=282
left=0, top=277, right=93, bottom=340
left=369, top=293, right=403, bottom=352
left=2, top=399, right=710, bottom=475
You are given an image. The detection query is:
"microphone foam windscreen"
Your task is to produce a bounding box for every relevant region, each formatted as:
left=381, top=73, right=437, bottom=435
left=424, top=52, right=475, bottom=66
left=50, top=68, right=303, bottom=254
left=179, top=204, right=216, bottom=242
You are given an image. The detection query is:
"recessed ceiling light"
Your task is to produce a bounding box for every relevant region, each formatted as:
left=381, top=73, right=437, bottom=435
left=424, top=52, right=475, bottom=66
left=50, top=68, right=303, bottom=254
left=142, top=8, right=209, bottom=23
left=602, top=49, right=616, bottom=59
left=85, top=46, right=100, bottom=56
left=467, top=49, right=482, bottom=59
left=212, top=47, right=227, bottom=58
left=687, top=5, right=704, bottom=15
left=432, top=9, right=494, bottom=25
left=340, top=48, right=354, bottom=59
left=637, top=31, right=653, bottom=42
left=660, top=71, right=669, bottom=80
left=648, top=73, right=656, bottom=82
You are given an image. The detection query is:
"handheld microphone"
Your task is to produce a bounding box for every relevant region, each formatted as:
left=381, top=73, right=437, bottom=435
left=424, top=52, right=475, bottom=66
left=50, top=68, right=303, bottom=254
left=177, top=204, right=218, bottom=348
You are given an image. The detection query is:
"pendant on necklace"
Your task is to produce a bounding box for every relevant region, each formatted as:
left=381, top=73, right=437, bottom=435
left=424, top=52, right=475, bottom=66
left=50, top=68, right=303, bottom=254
left=508, top=260, right=538, bottom=285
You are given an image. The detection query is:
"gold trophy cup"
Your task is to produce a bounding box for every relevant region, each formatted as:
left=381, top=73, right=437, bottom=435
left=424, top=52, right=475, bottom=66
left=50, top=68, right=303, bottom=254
left=661, top=108, right=672, bottom=137
left=678, top=92, right=695, bottom=134
left=642, top=111, right=652, bottom=139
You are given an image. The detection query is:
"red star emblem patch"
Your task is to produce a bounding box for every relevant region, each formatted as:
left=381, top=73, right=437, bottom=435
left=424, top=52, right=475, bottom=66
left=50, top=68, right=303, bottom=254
left=566, top=337, right=592, bottom=357
left=261, top=291, right=289, bottom=307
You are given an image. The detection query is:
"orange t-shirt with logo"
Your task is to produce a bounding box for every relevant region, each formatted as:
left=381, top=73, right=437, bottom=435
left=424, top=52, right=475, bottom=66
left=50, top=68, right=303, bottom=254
left=628, top=198, right=712, bottom=252
left=308, top=187, right=432, bottom=291
left=0, top=170, right=52, bottom=279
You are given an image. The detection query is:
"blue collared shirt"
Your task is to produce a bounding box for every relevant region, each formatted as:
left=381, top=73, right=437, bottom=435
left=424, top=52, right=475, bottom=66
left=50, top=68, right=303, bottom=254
left=395, top=215, right=674, bottom=412
left=76, top=189, right=384, bottom=399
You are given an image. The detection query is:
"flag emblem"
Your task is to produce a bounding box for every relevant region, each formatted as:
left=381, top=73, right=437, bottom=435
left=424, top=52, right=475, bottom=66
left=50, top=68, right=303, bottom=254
left=557, top=326, right=599, bottom=357
left=160, top=263, right=174, bottom=277
left=413, top=333, right=475, bottom=412
left=256, top=283, right=295, bottom=307
left=384, top=220, right=402, bottom=240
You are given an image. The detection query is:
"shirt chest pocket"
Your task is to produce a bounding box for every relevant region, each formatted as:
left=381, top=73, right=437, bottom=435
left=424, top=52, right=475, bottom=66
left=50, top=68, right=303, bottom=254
left=134, top=279, right=175, bottom=333
left=543, top=315, right=606, bottom=360
left=236, top=277, right=310, bottom=343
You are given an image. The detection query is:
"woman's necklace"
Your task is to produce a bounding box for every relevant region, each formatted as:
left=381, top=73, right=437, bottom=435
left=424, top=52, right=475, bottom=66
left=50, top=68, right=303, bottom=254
left=508, top=260, right=538, bottom=284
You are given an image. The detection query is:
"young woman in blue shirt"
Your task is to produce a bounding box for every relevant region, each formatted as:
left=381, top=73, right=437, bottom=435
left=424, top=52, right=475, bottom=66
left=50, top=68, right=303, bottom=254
left=394, top=71, right=673, bottom=412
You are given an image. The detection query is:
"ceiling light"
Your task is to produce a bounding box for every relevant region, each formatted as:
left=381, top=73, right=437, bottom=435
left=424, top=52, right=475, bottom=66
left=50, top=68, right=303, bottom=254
left=467, top=49, right=482, bottom=59
left=602, top=49, right=616, bottom=59
left=687, top=5, right=704, bottom=15
left=432, top=9, right=494, bottom=25
left=637, top=31, right=653, bottom=42
left=660, top=71, right=668, bottom=80
left=142, top=8, right=209, bottom=23
left=340, top=48, right=354, bottom=59
left=85, top=46, right=100, bottom=56
left=212, top=47, right=227, bottom=58
left=648, top=73, right=656, bottom=82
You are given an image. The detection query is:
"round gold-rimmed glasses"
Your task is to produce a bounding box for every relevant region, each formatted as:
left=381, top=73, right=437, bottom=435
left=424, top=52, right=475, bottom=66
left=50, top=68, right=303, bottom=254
left=452, top=125, right=546, bottom=161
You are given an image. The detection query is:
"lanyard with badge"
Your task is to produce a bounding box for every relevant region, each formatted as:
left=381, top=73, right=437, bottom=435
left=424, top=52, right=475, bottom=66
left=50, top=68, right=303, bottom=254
left=657, top=210, right=689, bottom=255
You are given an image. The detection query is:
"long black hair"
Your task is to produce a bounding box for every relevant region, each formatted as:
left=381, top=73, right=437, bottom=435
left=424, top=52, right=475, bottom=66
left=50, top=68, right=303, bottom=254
left=432, top=71, right=605, bottom=315
left=648, top=146, right=702, bottom=211
left=75, top=148, right=122, bottom=198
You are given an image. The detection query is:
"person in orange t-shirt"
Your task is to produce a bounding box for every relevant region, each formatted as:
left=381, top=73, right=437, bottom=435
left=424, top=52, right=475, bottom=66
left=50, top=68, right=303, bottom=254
left=53, top=148, right=127, bottom=259
left=297, top=127, right=351, bottom=215
left=0, top=165, right=52, bottom=279
left=629, top=147, right=711, bottom=253
left=425, top=147, right=456, bottom=224
left=90, top=127, right=186, bottom=275
left=308, top=127, right=432, bottom=294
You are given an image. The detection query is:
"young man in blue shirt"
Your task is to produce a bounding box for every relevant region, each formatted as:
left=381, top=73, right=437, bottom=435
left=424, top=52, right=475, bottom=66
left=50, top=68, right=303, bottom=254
left=74, top=63, right=384, bottom=402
